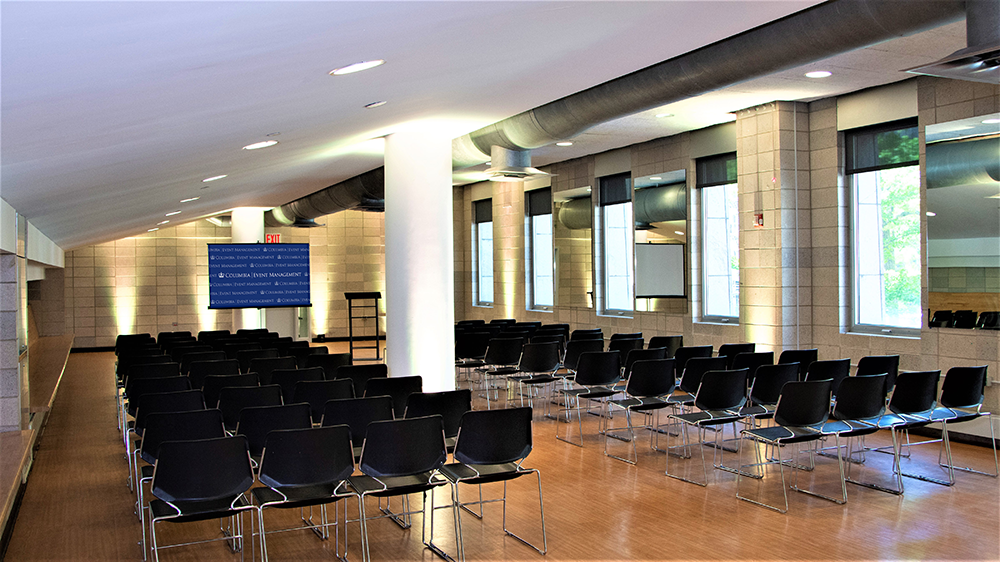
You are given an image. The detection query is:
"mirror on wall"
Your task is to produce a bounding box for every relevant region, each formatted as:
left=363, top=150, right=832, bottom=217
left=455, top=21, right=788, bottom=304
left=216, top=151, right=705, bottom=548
left=925, top=113, right=1000, bottom=326
left=553, top=186, right=593, bottom=308
left=633, top=171, right=688, bottom=303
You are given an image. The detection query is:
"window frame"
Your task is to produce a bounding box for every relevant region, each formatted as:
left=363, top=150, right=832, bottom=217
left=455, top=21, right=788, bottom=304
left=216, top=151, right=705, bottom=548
left=525, top=187, right=554, bottom=312
left=696, top=152, right=740, bottom=324
left=597, top=173, right=634, bottom=316
left=472, top=198, right=494, bottom=307
left=846, top=118, right=921, bottom=336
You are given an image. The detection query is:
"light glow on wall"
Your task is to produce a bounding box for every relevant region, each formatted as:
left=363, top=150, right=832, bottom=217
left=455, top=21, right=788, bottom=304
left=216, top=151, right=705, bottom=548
left=114, top=286, right=136, bottom=336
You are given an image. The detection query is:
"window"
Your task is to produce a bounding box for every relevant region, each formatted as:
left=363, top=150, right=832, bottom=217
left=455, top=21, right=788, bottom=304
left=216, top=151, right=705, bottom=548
left=599, top=173, right=634, bottom=314
left=526, top=188, right=553, bottom=310
left=473, top=198, right=493, bottom=306
left=847, top=119, right=920, bottom=334
left=697, top=153, right=739, bottom=321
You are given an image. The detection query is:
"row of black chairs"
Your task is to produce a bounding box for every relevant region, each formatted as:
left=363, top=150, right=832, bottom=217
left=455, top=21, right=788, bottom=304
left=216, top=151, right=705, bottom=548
left=928, top=309, right=999, bottom=329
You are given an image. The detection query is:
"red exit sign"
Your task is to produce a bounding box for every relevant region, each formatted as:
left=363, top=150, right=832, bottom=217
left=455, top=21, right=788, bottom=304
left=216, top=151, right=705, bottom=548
left=265, top=233, right=281, bottom=244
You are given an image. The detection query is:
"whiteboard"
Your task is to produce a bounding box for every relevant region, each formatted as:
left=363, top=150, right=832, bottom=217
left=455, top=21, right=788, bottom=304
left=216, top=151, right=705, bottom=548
left=635, top=244, right=685, bottom=298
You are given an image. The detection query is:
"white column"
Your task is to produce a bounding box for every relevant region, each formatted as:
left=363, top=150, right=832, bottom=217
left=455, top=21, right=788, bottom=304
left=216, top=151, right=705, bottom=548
left=231, top=207, right=265, bottom=331
left=384, top=130, right=455, bottom=391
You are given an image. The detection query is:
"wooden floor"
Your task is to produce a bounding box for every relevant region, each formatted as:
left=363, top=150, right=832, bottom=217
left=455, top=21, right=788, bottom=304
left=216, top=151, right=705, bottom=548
left=5, top=349, right=999, bottom=561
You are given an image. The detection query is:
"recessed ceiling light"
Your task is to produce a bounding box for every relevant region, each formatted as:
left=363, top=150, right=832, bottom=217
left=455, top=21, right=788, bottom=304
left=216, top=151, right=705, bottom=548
left=165, top=210, right=181, bottom=217
left=674, top=231, right=685, bottom=236
left=926, top=211, right=936, bottom=217
left=157, top=220, right=170, bottom=225
left=650, top=177, right=662, bottom=181
left=655, top=113, right=673, bottom=118
left=180, top=197, right=200, bottom=203
left=243, top=140, right=278, bottom=150
left=147, top=228, right=159, bottom=232
left=202, top=174, right=227, bottom=183
left=805, top=70, right=832, bottom=78
left=556, top=142, right=573, bottom=147
left=329, top=60, right=385, bottom=75
left=987, top=194, right=1000, bottom=199
left=364, top=101, right=387, bottom=109
left=983, top=118, right=1000, bottom=124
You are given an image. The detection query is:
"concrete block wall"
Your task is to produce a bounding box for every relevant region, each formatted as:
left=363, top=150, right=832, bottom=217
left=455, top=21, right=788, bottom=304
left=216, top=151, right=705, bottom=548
left=0, top=254, right=21, bottom=431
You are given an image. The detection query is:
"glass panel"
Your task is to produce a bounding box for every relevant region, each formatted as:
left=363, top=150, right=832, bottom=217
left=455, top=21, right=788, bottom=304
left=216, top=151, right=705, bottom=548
left=603, top=201, right=634, bottom=311
left=702, top=183, right=739, bottom=318
left=477, top=221, right=493, bottom=304
left=531, top=214, right=553, bottom=308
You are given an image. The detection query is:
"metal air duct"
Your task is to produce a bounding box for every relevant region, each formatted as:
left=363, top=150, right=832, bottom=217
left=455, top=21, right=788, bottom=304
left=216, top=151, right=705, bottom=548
left=557, top=198, right=592, bottom=230
left=635, top=183, right=687, bottom=224
left=264, top=167, right=385, bottom=227
left=926, top=136, right=1000, bottom=189
left=906, top=0, right=999, bottom=84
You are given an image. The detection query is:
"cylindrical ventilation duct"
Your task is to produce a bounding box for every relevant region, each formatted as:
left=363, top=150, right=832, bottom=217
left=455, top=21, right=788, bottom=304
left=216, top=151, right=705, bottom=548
left=926, top=136, right=1000, bottom=189
left=557, top=198, right=592, bottom=230
left=635, top=183, right=687, bottom=224
left=264, top=167, right=385, bottom=227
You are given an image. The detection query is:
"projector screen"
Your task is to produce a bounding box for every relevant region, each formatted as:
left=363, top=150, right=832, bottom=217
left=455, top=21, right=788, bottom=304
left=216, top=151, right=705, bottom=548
left=208, top=243, right=311, bottom=309
left=635, top=243, right=685, bottom=298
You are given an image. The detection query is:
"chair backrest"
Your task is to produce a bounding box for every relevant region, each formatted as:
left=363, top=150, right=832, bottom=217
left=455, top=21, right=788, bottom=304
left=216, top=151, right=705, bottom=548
left=453, top=407, right=532, bottom=465
left=404, top=389, right=472, bottom=439
left=563, top=339, right=604, bottom=372
left=188, top=359, right=241, bottom=389
left=693, top=369, right=749, bottom=412
left=731, top=352, right=774, bottom=384
left=888, top=370, right=941, bottom=416
left=235, top=403, right=313, bottom=458
left=116, top=333, right=154, bottom=354
left=359, top=415, right=447, bottom=479
left=304, top=352, right=354, bottom=378
left=540, top=323, right=570, bottom=340
left=678, top=356, right=727, bottom=394
left=456, top=319, right=486, bottom=327
left=197, top=329, right=230, bottom=343
left=169, top=344, right=213, bottom=363
left=236, top=348, right=279, bottom=373
left=123, top=362, right=181, bottom=388
left=157, top=330, right=192, bottom=344
left=455, top=331, right=491, bottom=361
left=608, top=338, right=644, bottom=365
left=953, top=310, right=977, bottom=329
left=217, top=385, right=283, bottom=431
left=623, top=348, right=667, bottom=379
left=673, top=345, right=714, bottom=380
left=805, top=358, right=851, bottom=397
left=336, top=363, right=389, bottom=398
left=364, top=376, right=423, bottom=418
left=975, top=311, right=999, bottom=329
left=236, top=328, right=269, bottom=338
left=647, top=335, right=683, bottom=358
left=748, top=363, right=799, bottom=407
left=718, top=343, right=756, bottom=368
left=202, top=373, right=259, bottom=408
left=929, top=310, right=953, bottom=328
left=832, top=374, right=887, bottom=422
left=257, top=426, right=356, bottom=489
left=139, top=408, right=225, bottom=465
left=773, top=379, right=832, bottom=429
left=625, top=359, right=676, bottom=399
left=529, top=334, right=566, bottom=358
left=179, top=350, right=226, bottom=375
left=856, top=355, right=900, bottom=393
left=610, top=332, right=642, bottom=341
left=291, top=346, right=329, bottom=368
left=490, top=318, right=516, bottom=325
left=517, top=342, right=561, bottom=374
left=293, top=379, right=356, bottom=423
left=777, top=349, right=818, bottom=379
left=134, top=389, right=206, bottom=433
left=126, top=376, right=192, bottom=416
left=574, top=351, right=621, bottom=387
left=117, top=353, right=172, bottom=377
left=272, top=367, right=325, bottom=404
left=221, top=342, right=261, bottom=360
left=248, top=356, right=297, bottom=386
left=151, top=436, right=254, bottom=505
left=483, top=337, right=524, bottom=367
left=570, top=328, right=603, bottom=341
left=939, top=365, right=989, bottom=410
left=321, top=396, right=395, bottom=448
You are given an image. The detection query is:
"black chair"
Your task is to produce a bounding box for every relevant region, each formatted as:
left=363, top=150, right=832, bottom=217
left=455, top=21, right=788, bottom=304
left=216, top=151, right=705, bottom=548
left=456, top=319, right=486, bottom=328
left=529, top=334, right=566, bottom=361
left=248, top=356, right=297, bottom=386
left=116, top=333, right=155, bottom=354
left=440, top=407, right=546, bottom=556
left=931, top=365, right=997, bottom=479
left=856, top=354, right=900, bottom=394
left=610, top=332, right=642, bottom=341
left=179, top=350, right=225, bottom=376
left=290, top=345, right=329, bottom=368
left=122, top=362, right=181, bottom=392
left=253, top=426, right=359, bottom=561
left=731, top=352, right=774, bottom=387
left=202, top=373, right=259, bottom=408
left=648, top=335, right=683, bottom=358
left=607, top=338, right=644, bottom=367
left=197, top=329, right=230, bottom=343
left=336, top=363, right=388, bottom=399
left=953, top=310, right=977, bottom=329
left=562, top=339, right=604, bottom=375
left=804, top=358, right=851, bottom=398
left=157, top=330, right=192, bottom=345
left=605, top=358, right=676, bottom=464
left=271, top=367, right=325, bottom=404
left=117, top=354, right=172, bottom=382
left=569, top=328, right=603, bottom=341
left=217, top=385, right=283, bottom=432
left=347, top=415, right=459, bottom=562
left=928, top=310, right=954, bottom=327
left=404, top=389, right=473, bottom=451
left=665, top=369, right=749, bottom=486
left=874, top=370, right=945, bottom=488
left=738, top=363, right=800, bottom=427
left=505, top=342, right=561, bottom=411
left=622, top=347, right=667, bottom=379
left=975, top=311, right=999, bottom=329
left=455, top=331, right=491, bottom=368
left=223, top=342, right=262, bottom=360
left=147, top=436, right=256, bottom=562
left=293, top=379, right=355, bottom=424
left=364, top=376, right=423, bottom=418
left=490, top=318, right=516, bottom=325
left=321, top=396, right=395, bottom=460
left=188, top=359, right=240, bottom=390
left=168, top=344, right=212, bottom=363
left=667, top=356, right=728, bottom=409
left=777, top=348, right=818, bottom=379
left=718, top=343, right=755, bottom=369
left=672, top=345, right=714, bottom=381
left=124, top=375, right=191, bottom=423
left=304, top=352, right=353, bottom=378
left=556, top=351, right=620, bottom=447
left=127, top=389, right=206, bottom=492
left=236, top=348, right=278, bottom=373
left=235, top=403, right=313, bottom=463
left=736, top=379, right=845, bottom=513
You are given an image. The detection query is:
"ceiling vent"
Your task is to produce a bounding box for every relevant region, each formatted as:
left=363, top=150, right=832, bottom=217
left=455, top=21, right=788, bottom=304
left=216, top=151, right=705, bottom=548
left=290, top=218, right=325, bottom=228
left=905, top=0, right=999, bottom=83
left=484, top=146, right=551, bottom=182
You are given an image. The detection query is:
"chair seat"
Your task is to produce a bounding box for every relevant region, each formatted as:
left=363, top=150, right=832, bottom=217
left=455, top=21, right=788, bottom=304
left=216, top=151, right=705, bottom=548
left=822, top=419, right=879, bottom=437
left=562, top=386, right=616, bottom=400
left=478, top=366, right=518, bottom=376
left=510, top=374, right=557, bottom=385
left=609, top=396, right=668, bottom=412
left=743, top=425, right=822, bottom=445
left=348, top=472, right=447, bottom=497
left=252, top=483, right=345, bottom=509
left=671, top=409, right=741, bottom=427
left=878, top=412, right=932, bottom=429
left=440, top=462, right=523, bottom=485
left=665, top=392, right=695, bottom=405
left=150, top=494, right=252, bottom=524
left=457, top=359, right=486, bottom=368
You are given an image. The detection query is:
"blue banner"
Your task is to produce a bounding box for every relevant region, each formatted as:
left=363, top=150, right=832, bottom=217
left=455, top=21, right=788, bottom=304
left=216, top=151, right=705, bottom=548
left=208, top=243, right=311, bottom=309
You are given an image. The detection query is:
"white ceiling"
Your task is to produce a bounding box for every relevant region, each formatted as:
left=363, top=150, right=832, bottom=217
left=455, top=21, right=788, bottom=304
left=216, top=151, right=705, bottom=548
left=0, top=1, right=968, bottom=250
